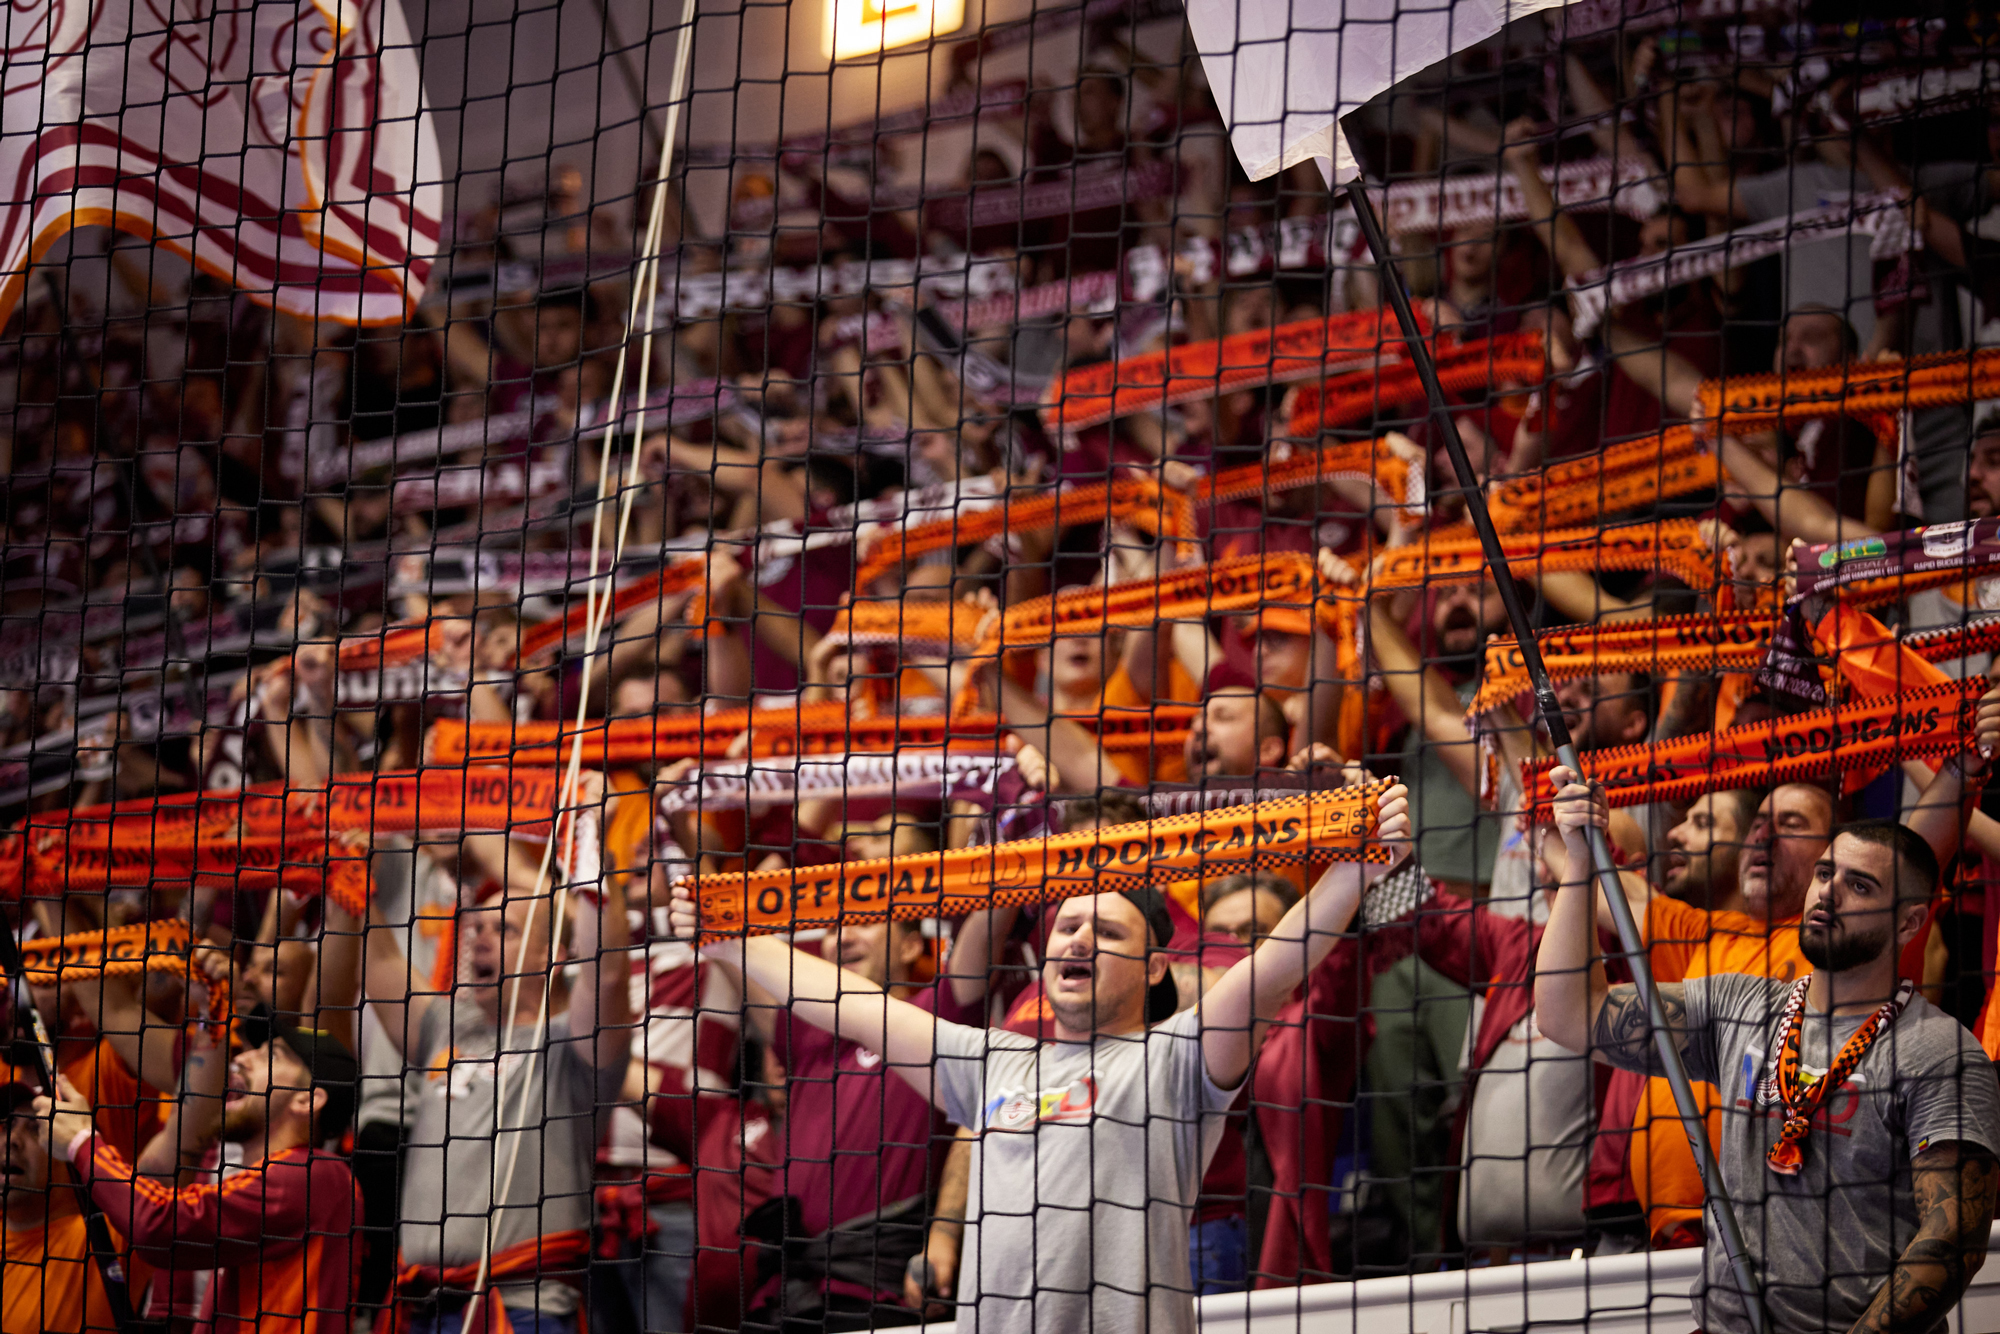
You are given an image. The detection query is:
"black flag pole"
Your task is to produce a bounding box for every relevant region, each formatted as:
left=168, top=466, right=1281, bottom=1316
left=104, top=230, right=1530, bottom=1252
left=1342, top=178, right=1766, bottom=1334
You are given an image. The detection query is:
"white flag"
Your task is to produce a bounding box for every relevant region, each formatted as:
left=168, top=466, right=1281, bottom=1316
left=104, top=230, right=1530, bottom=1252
left=1, top=0, right=444, bottom=325
left=1185, top=0, right=1571, bottom=185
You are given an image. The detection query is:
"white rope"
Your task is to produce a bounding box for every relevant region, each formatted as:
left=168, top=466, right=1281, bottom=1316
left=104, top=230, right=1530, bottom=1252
left=461, top=0, right=699, bottom=1319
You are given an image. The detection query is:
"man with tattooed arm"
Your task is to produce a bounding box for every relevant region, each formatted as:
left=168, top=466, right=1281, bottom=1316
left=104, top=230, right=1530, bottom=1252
left=1537, top=764, right=2000, bottom=1334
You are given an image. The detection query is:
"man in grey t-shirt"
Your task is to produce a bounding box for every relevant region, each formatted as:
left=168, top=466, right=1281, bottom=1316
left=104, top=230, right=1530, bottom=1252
left=1539, top=765, right=2000, bottom=1334
left=672, top=784, right=1412, bottom=1333
left=366, top=796, right=633, bottom=1334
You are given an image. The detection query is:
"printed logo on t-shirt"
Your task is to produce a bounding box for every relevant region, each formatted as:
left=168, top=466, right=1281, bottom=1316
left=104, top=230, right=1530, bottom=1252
left=1739, top=1042, right=1864, bottom=1136
left=426, top=1046, right=523, bottom=1102
left=982, top=1077, right=1097, bottom=1133
left=853, top=1048, right=883, bottom=1070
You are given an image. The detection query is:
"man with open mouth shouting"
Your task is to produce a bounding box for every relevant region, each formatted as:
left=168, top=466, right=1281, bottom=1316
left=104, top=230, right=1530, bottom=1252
left=671, top=782, right=1412, bottom=1334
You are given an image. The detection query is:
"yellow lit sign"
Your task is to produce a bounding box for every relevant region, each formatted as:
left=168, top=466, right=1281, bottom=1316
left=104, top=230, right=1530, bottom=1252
left=824, top=0, right=964, bottom=60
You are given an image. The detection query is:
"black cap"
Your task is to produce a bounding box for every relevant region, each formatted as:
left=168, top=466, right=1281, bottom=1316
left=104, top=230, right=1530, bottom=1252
left=0, top=1082, right=37, bottom=1118
left=1117, top=888, right=1175, bottom=948
left=264, top=1011, right=359, bottom=1145
left=1116, top=889, right=1181, bottom=1023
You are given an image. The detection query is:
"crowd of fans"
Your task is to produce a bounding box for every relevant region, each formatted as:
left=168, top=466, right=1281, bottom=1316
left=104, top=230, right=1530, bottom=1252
left=3, top=3, right=2000, bottom=1332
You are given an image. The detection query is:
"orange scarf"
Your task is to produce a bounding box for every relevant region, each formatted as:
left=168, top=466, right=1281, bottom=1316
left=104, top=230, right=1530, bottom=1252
left=426, top=704, right=1198, bottom=768
left=11, top=921, right=230, bottom=1020
left=995, top=553, right=1320, bottom=650
left=824, top=597, right=993, bottom=657
left=1471, top=611, right=1783, bottom=717
left=1285, top=332, right=1545, bottom=435
left=1369, top=519, right=1721, bottom=596
left=1694, top=346, right=2000, bottom=437
left=2, top=766, right=558, bottom=911
left=1520, top=676, right=1983, bottom=816
left=692, top=780, right=1390, bottom=938
left=1486, top=426, right=1724, bottom=534
left=852, top=476, right=1193, bottom=591
left=1040, top=308, right=1407, bottom=436
left=1194, top=434, right=1425, bottom=516
left=381, top=1229, right=592, bottom=1334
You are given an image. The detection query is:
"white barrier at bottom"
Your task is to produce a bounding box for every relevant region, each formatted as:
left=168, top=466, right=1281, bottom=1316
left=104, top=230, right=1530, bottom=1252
left=927, top=1223, right=2000, bottom=1333
left=1190, top=1225, right=2000, bottom=1334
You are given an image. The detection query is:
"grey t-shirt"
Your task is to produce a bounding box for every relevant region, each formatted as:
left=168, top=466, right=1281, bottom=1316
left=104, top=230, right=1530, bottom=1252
left=399, top=1002, right=622, bottom=1314
left=1458, top=1010, right=1594, bottom=1249
left=1681, top=973, right=2000, bottom=1334
left=931, top=1006, right=1238, bottom=1334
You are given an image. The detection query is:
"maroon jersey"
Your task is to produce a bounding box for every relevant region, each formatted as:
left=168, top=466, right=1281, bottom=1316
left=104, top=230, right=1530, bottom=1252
left=73, top=1136, right=358, bottom=1334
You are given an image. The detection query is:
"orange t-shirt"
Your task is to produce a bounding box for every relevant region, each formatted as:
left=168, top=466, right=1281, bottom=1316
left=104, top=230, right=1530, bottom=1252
left=1632, top=894, right=1808, bottom=1242
left=60, top=1037, right=165, bottom=1166
left=2, top=1205, right=115, bottom=1334
left=1099, top=665, right=1191, bottom=785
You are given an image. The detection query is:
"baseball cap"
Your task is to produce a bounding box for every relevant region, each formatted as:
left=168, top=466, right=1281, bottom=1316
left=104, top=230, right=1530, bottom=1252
left=1116, top=889, right=1181, bottom=1023
left=0, top=1082, right=37, bottom=1118
left=260, top=1009, right=359, bottom=1145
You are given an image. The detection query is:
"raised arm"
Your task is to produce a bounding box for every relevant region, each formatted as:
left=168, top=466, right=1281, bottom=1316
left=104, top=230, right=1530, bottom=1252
left=1503, top=117, right=1604, bottom=283
left=1198, top=783, right=1409, bottom=1090
left=362, top=881, right=439, bottom=1058
left=997, top=674, right=1120, bottom=795
left=1848, top=1142, right=1999, bottom=1334
left=1603, top=316, right=1705, bottom=421
left=1718, top=434, right=1880, bottom=547
left=562, top=777, right=634, bottom=1072
left=68, top=967, right=183, bottom=1100
left=1366, top=591, right=1480, bottom=796
left=1535, top=765, right=1689, bottom=1068
left=667, top=883, right=952, bottom=1109
left=1890, top=681, right=1999, bottom=890
left=136, top=1018, right=227, bottom=1183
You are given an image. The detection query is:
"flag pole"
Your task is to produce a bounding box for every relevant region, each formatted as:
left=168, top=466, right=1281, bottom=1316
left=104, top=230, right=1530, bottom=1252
left=1342, top=178, right=1766, bottom=1334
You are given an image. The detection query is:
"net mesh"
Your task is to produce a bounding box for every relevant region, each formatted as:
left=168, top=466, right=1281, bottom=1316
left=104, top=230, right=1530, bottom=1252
left=3, top=0, right=2000, bottom=1330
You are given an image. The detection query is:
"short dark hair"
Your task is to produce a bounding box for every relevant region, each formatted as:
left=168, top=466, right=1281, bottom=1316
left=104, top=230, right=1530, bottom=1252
left=1976, top=412, right=2000, bottom=441
left=1834, top=821, right=1940, bottom=907
left=1716, top=787, right=1761, bottom=837
left=1060, top=791, right=1145, bottom=831
left=1199, top=872, right=1299, bottom=920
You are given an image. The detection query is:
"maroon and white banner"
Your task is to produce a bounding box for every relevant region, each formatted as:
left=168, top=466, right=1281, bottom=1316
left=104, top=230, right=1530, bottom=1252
left=665, top=212, right=1346, bottom=325
left=926, top=159, right=1177, bottom=233
left=1567, top=193, right=1914, bottom=337
left=934, top=211, right=1353, bottom=329
left=657, top=747, right=1016, bottom=815
left=1371, top=157, right=1663, bottom=237
left=0, top=0, right=443, bottom=325
left=1837, top=60, right=2000, bottom=129
left=390, top=455, right=572, bottom=516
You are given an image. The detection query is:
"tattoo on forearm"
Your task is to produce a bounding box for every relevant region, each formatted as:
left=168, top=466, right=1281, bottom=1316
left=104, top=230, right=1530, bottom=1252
left=1852, top=1146, right=1998, bottom=1334
left=1590, top=983, right=1688, bottom=1076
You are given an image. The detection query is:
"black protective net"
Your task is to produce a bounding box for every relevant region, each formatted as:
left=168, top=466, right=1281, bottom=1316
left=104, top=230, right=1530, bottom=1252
left=3, top=0, right=2000, bottom=1331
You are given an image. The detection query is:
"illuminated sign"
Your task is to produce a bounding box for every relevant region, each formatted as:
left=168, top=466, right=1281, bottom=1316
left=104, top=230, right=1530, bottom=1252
left=824, top=0, right=964, bottom=60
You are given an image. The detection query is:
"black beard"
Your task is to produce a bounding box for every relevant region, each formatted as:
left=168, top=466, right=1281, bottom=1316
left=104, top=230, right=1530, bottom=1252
left=219, top=1104, right=263, bottom=1144
left=1799, top=920, right=1892, bottom=973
